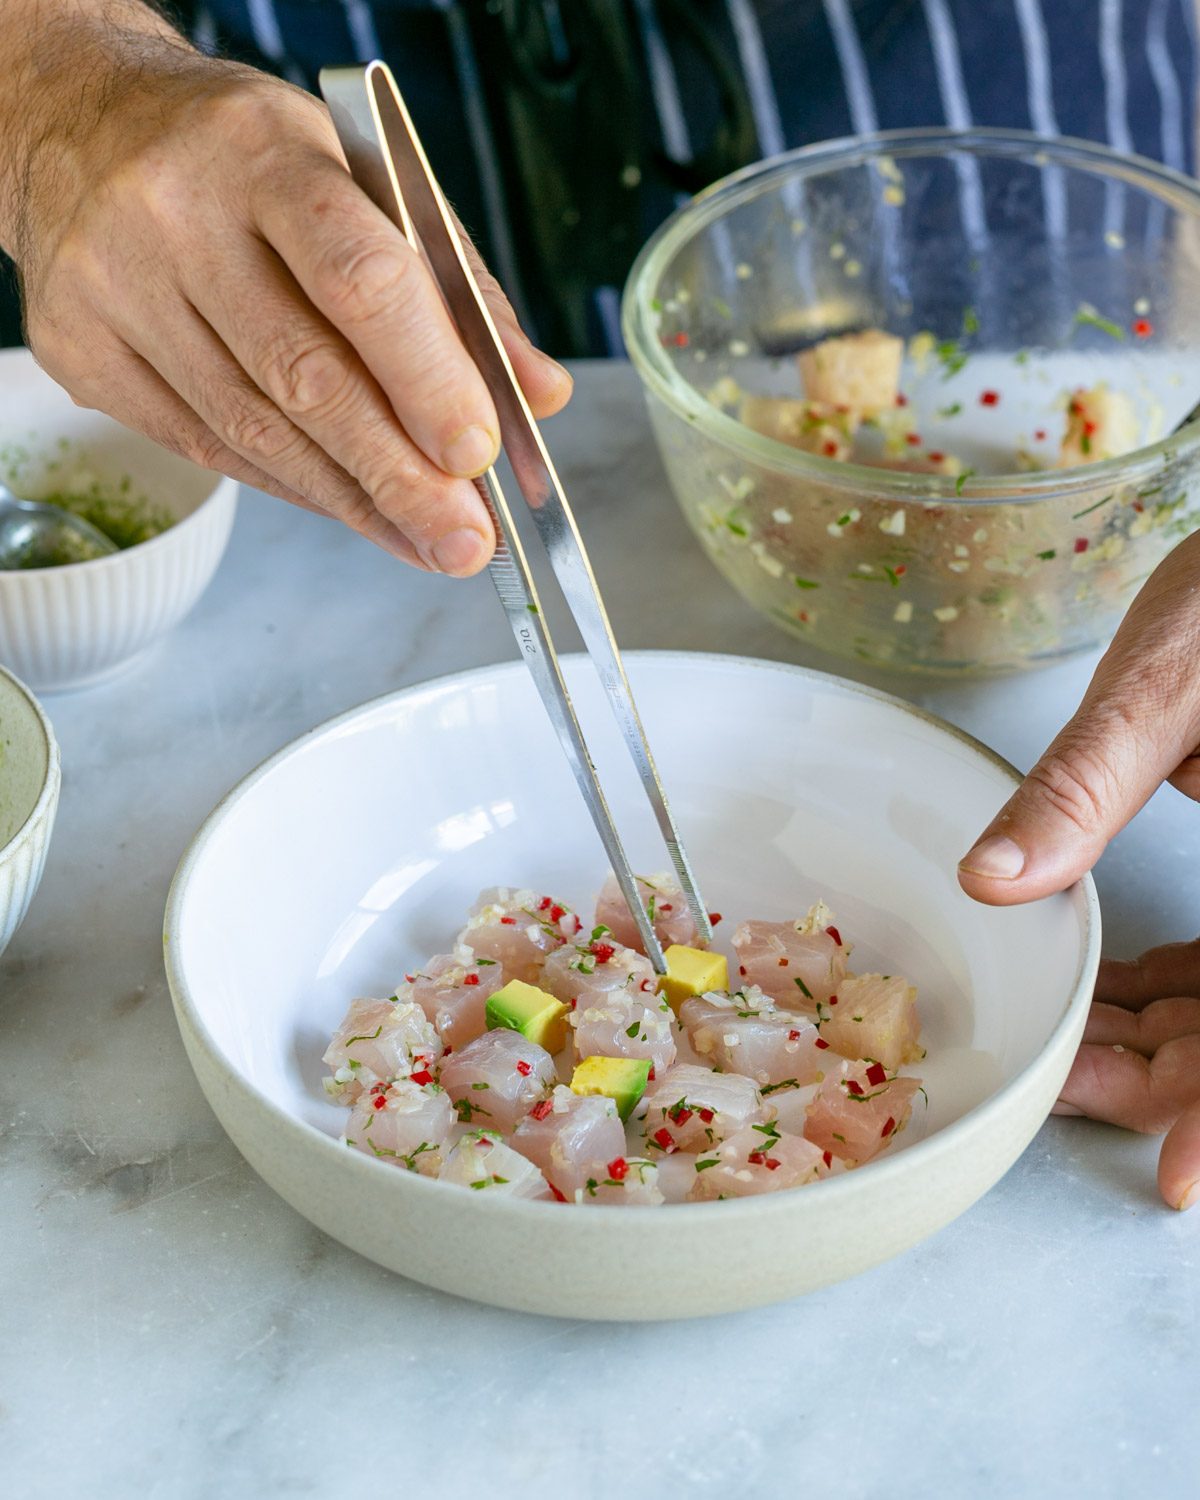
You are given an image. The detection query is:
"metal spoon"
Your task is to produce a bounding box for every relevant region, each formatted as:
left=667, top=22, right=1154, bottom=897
left=0, top=480, right=119, bottom=569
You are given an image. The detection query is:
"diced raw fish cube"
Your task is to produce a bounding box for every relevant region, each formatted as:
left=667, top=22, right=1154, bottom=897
left=342, top=1078, right=455, bottom=1173
left=438, top=1131, right=552, bottom=1200
left=689, top=1124, right=826, bottom=1200
left=731, top=903, right=849, bottom=1008
left=571, top=993, right=677, bottom=1075
left=457, top=887, right=581, bottom=982
left=804, top=1060, right=923, bottom=1164
left=798, top=329, right=903, bottom=414
left=510, top=1087, right=627, bottom=1199
left=438, top=1028, right=556, bottom=1132
left=680, top=988, right=824, bottom=1087
left=542, top=935, right=659, bottom=1013
left=819, top=973, right=922, bottom=1071
left=404, top=947, right=507, bottom=1051
left=594, top=872, right=703, bottom=954
left=576, top=1156, right=664, bottom=1206
left=323, top=997, right=443, bottom=1102
left=638, top=1064, right=766, bottom=1155
left=1058, top=384, right=1139, bottom=468
left=740, top=395, right=857, bottom=460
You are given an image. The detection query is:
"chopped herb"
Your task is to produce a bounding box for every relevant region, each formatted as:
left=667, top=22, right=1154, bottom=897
left=962, top=306, right=980, bottom=335
left=454, top=1097, right=492, bottom=1123
left=590, top=924, right=611, bottom=942
left=1071, top=492, right=1114, bottom=520
left=526, top=603, right=539, bottom=615
left=793, top=976, right=813, bottom=1000
left=937, top=402, right=963, bottom=419
left=725, top=511, right=748, bottom=537
left=646, top=893, right=658, bottom=924
left=761, top=1079, right=799, bottom=1096
left=650, top=297, right=663, bottom=312
left=936, top=339, right=968, bottom=379
left=955, top=468, right=975, bottom=495
left=344, top=1025, right=383, bottom=1046
left=1036, top=548, right=1057, bottom=561
left=1073, top=306, right=1125, bottom=341
left=1014, top=349, right=1030, bottom=366
left=471, top=1081, right=490, bottom=1090
left=793, top=576, right=820, bottom=590
left=625, top=1021, right=642, bottom=1039
left=712, top=297, right=732, bottom=319
left=695, top=1157, right=721, bottom=1172
left=469, top=1175, right=509, bottom=1190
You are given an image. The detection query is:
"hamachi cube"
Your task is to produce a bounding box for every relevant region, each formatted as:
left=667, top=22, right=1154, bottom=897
left=571, top=992, right=678, bottom=1075
left=404, top=947, right=506, bottom=1051
left=679, top=988, right=824, bottom=1087
left=438, top=1131, right=553, bottom=1199
left=819, top=973, right=923, bottom=1071
left=638, top=1064, right=766, bottom=1154
left=1058, top=384, right=1139, bottom=467
left=456, top=887, right=581, bottom=982
left=541, top=934, right=659, bottom=1013
left=689, top=1124, right=826, bottom=1200
left=342, top=1078, right=455, bottom=1174
left=731, top=903, right=849, bottom=1009
left=594, top=872, right=704, bottom=954
left=798, top=329, right=903, bottom=414
left=576, top=1156, right=665, bottom=1206
left=323, top=997, right=443, bottom=1102
left=438, top=1027, right=556, bottom=1132
left=510, top=1087, right=627, bottom=1199
left=739, top=395, right=858, bottom=460
left=803, top=1060, right=924, bottom=1164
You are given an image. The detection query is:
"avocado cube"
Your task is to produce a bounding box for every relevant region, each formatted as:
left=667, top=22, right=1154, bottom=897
left=659, top=945, right=729, bottom=1013
left=485, top=979, right=569, bottom=1053
left=570, top=1056, right=651, bottom=1122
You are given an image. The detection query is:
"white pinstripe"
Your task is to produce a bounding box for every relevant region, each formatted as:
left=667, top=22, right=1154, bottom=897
left=921, top=0, right=988, bottom=248
left=725, top=0, right=786, bottom=156
left=632, top=0, right=692, bottom=163
left=340, top=0, right=383, bottom=66
left=823, top=0, right=879, bottom=135
left=1147, top=0, right=1186, bottom=171
left=1013, top=0, right=1067, bottom=239
left=1099, top=0, right=1133, bottom=238
left=246, top=0, right=306, bottom=86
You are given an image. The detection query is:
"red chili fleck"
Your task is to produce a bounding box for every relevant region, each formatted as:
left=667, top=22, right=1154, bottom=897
left=895, top=392, right=909, bottom=407
left=550, top=904, right=566, bottom=923
left=829, top=994, right=838, bottom=1005
left=748, top=1151, right=766, bottom=1166
left=549, top=1184, right=567, bottom=1203
left=591, top=941, right=616, bottom=965
left=515, top=1060, right=532, bottom=1077
left=765, top=1158, right=781, bottom=1171
left=463, top=973, right=480, bottom=987
left=797, top=611, right=809, bottom=624
left=568, top=997, right=577, bottom=1010
left=607, top=1157, right=629, bottom=1180
left=881, top=1116, right=897, bottom=1138
left=905, top=432, right=922, bottom=446
left=1083, top=419, right=1098, bottom=437
left=572, top=916, right=583, bottom=932
left=443, top=1046, right=453, bottom=1056
left=1074, top=537, right=1089, bottom=554
left=815, top=1038, right=830, bottom=1050
left=1133, top=318, right=1153, bottom=338
left=708, top=912, right=722, bottom=925
left=405, top=974, right=416, bottom=984
left=865, top=1061, right=888, bottom=1087
left=672, top=331, right=689, bottom=347
left=538, top=897, right=552, bottom=911
left=827, top=925, right=843, bottom=947
left=788, top=1029, right=802, bottom=1041
left=660, top=903, right=673, bottom=913
left=698, top=1108, right=714, bottom=1124
left=894, top=564, right=907, bottom=577
left=1068, top=398, right=1082, bottom=415
left=372, top=1094, right=388, bottom=1110
left=1133, top=500, right=1145, bottom=513
left=738, top=965, right=747, bottom=977
left=822, top=1150, right=833, bottom=1168
left=640, top=979, right=655, bottom=992
left=1034, top=428, right=1047, bottom=442
left=845, top=1079, right=864, bottom=1096
left=669, top=1105, right=693, bottom=1125
left=927, top=451, right=945, bottom=464
left=980, top=389, right=1000, bottom=406
left=821, top=439, right=839, bottom=457
left=410, top=1069, right=434, bottom=1087
left=530, top=1099, right=553, bottom=1121
left=500, top=916, right=516, bottom=925
left=653, top=1127, right=675, bottom=1152
left=777, top=956, right=789, bottom=967
left=648, top=1066, right=656, bottom=1081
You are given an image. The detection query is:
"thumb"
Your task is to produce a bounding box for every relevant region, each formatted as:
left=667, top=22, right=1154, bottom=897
left=958, top=533, right=1200, bottom=905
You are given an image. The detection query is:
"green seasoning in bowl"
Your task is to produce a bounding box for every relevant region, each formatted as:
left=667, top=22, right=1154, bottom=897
left=12, top=473, right=174, bottom=569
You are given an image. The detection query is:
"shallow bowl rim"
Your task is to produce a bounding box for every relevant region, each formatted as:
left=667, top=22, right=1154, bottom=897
left=0, top=663, right=61, bottom=863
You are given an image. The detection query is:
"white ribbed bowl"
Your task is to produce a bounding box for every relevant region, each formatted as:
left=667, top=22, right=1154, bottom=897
left=0, top=349, right=237, bottom=691
left=0, top=664, right=60, bottom=958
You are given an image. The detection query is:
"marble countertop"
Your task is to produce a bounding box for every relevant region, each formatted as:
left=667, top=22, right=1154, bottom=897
left=3, top=363, right=1196, bottom=1498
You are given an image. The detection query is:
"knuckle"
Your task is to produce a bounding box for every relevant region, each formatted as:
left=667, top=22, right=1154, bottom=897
left=1024, top=748, right=1114, bottom=837
left=218, top=396, right=298, bottom=466
left=260, top=337, right=356, bottom=420
left=316, top=238, right=414, bottom=325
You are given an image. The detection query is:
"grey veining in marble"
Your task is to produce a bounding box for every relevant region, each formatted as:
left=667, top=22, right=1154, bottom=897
left=1, top=363, right=1196, bottom=1499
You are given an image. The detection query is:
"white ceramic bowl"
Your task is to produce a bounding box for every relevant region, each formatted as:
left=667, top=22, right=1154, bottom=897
left=0, top=665, right=60, bottom=958
left=0, top=348, right=237, bottom=690
left=165, top=653, right=1099, bottom=1321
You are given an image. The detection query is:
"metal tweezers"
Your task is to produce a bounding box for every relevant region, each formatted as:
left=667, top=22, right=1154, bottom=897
left=320, top=61, right=710, bottom=971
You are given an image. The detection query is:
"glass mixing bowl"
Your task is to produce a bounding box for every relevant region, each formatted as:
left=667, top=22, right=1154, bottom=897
left=623, top=129, right=1200, bottom=675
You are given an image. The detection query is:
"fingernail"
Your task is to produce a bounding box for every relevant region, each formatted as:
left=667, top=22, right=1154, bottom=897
left=431, top=527, right=490, bottom=577
left=959, top=834, right=1026, bottom=880
left=442, top=425, right=498, bottom=477
left=1050, top=1101, right=1084, bottom=1116
left=535, top=350, right=573, bottom=390
left=1178, top=1180, right=1200, bottom=1211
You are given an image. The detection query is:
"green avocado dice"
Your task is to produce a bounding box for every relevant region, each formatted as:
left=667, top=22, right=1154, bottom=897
left=485, top=979, right=569, bottom=1053
left=570, top=1055, right=652, bottom=1122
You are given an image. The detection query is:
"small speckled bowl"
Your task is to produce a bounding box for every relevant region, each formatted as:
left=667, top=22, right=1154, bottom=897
left=0, top=348, right=237, bottom=691
left=165, top=653, right=1100, bottom=1321
left=0, top=665, right=60, bottom=959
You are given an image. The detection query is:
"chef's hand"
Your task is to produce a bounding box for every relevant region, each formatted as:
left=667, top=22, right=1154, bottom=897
left=957, top=529, right=1200, bottom=1209
left=2, top=5, right=571, bottom=574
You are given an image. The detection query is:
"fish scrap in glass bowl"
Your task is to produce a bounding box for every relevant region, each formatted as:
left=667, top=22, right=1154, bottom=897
left=622, top=128, right=1200, bottom=675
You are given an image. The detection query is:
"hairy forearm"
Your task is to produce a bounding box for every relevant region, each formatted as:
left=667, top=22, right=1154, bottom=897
left=0, top=0, right=192, bottom=256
